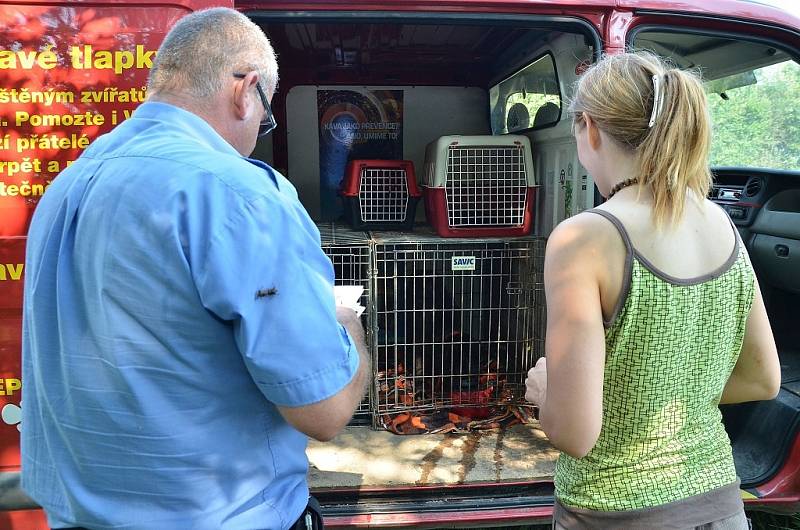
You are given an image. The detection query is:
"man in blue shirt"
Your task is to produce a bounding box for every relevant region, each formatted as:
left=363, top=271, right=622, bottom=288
left=21, top=8, right=368, bottom=529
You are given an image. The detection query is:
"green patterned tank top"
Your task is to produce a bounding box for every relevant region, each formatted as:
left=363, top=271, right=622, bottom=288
left=554, top=208, right=755, bottom=511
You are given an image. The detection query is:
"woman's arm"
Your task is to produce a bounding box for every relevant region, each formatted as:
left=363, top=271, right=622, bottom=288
left=719, top=276, right=781, bottom=404
left=533, top=216, right=608, bottom=459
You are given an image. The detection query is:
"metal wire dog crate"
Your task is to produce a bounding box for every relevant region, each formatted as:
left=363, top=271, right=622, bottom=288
left=318, top=223, right=373, bottom=422
left=341, top=159, right=422, bottom=230
left=422, top=135, right=537, bottom=238
left=370, top=230, right=545, bottom=422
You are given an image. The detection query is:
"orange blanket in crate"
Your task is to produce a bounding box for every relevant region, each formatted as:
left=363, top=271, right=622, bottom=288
left=378, top=405, right=536, bottom=435
left=375, top=362, right=536, bottom=435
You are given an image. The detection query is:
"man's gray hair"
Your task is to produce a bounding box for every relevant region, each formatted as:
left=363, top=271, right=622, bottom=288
left=148, top=8, right=278, bottom=98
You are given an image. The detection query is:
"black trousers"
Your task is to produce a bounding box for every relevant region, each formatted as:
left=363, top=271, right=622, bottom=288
left=290, top=495, right=324, bottom=530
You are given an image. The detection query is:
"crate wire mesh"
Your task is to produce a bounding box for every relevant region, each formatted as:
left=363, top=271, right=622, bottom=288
left=318, top=223, right=372, bottom=421
left=370, top=231, right=546, bottom=421
left=359, top=167, right=410, bottom=222
left=446, top=145, right=529, bottom=227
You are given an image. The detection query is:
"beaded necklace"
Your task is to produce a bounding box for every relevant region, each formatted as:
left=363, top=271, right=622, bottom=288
left=607, top=177, right=639, bottom=199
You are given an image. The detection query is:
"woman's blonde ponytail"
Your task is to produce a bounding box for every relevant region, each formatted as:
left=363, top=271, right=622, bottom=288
left=569, top=52, right=713, bottom=227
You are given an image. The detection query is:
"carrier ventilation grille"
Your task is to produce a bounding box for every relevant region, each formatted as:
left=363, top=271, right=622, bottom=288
left=444, top=145, right=529, bottom=228
left=359, top=168, right=410, bottom=222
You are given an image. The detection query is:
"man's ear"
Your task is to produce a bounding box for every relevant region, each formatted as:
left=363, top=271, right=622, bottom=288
left=232, top=72, right=258, bottom=121
left=584, top=114, right=602, bottom=150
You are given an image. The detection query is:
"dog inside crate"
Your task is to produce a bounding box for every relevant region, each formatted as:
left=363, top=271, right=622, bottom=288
left=373, top=238, right=543, bottom=434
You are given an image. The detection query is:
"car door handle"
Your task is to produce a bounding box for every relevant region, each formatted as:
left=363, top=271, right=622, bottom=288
left=775, top=244, right=790, bottom=258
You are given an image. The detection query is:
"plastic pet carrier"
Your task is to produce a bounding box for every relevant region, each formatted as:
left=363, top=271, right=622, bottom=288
left=369, top=230, right=546, bottom=426
left=422, top=135, right=537, bottom=238
left=340, top=159, right=422, bottom=230
left=318, top=223, right=373, bottom=424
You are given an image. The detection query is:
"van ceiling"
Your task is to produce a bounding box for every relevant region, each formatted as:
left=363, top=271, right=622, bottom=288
left=261, top=22, right=544, bottom=86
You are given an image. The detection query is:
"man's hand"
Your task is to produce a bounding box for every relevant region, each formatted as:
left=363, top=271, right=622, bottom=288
left=336, top=305, right=366, bottom=358
left=336, top=305, right=360, bottom=326
left=525, top=357, right=547, bottom=407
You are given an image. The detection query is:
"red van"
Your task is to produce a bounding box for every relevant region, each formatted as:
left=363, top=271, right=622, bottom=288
left=2, top=0, right=799, bottom=527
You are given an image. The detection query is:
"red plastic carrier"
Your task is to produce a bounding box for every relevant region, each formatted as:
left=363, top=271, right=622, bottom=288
left=340, top=159, right=422, bottom=230
left=422, top=135, right=538, bottom=238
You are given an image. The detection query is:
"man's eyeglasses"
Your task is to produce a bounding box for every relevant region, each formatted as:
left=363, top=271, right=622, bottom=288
left=233, top=73, right=276, bottom=137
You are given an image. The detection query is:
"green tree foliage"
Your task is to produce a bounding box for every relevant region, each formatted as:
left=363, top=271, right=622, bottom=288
left=708, top=61, right=800, bottom=170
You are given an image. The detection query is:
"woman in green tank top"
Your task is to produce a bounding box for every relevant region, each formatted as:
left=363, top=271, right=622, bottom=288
left=525, top=52, right=781, bottom=529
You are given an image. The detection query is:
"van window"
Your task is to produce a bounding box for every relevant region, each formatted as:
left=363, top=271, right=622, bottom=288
left=632, top=30, right=800, bottom=171
left=489, top=53, right=561, bottom=134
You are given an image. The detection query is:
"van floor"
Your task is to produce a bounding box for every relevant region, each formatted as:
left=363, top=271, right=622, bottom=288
left=780, top=349, right=800, bottom=396
left=307, top=422, right=558, bottom=488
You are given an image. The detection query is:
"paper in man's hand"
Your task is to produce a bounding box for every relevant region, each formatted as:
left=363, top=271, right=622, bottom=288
left=334, top=285, right=366, bottom=317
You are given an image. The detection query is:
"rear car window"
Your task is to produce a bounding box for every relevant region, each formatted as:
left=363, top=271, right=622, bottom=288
left=489, top=52, right=561, bottom=134
left=632, top=30, right=800, bottom=171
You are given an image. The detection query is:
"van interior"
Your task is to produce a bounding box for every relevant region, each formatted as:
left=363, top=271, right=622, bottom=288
left=239, top=11, right=800, bottom=509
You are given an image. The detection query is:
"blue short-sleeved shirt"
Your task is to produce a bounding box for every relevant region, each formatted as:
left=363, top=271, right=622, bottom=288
left=21, top=102, right=359, bottom=530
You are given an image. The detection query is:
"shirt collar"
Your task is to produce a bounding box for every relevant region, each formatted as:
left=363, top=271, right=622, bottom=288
left=132, top=101, right=279, bottom=186
left=132, top=101, right=242, bottom=158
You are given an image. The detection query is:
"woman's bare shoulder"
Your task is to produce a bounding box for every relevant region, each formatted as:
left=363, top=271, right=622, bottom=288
left=548, top=210, right=625, bottom=252
left=546, top=210, right=627, bottom=271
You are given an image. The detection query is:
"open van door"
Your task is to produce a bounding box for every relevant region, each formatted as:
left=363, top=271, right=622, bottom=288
left=0, top=1, right=231, bottom=526
left=621, top=2, right=800, bottom=514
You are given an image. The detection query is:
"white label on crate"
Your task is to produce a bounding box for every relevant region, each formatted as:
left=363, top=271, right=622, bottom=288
left=451, top=256, right=476, bottom=271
